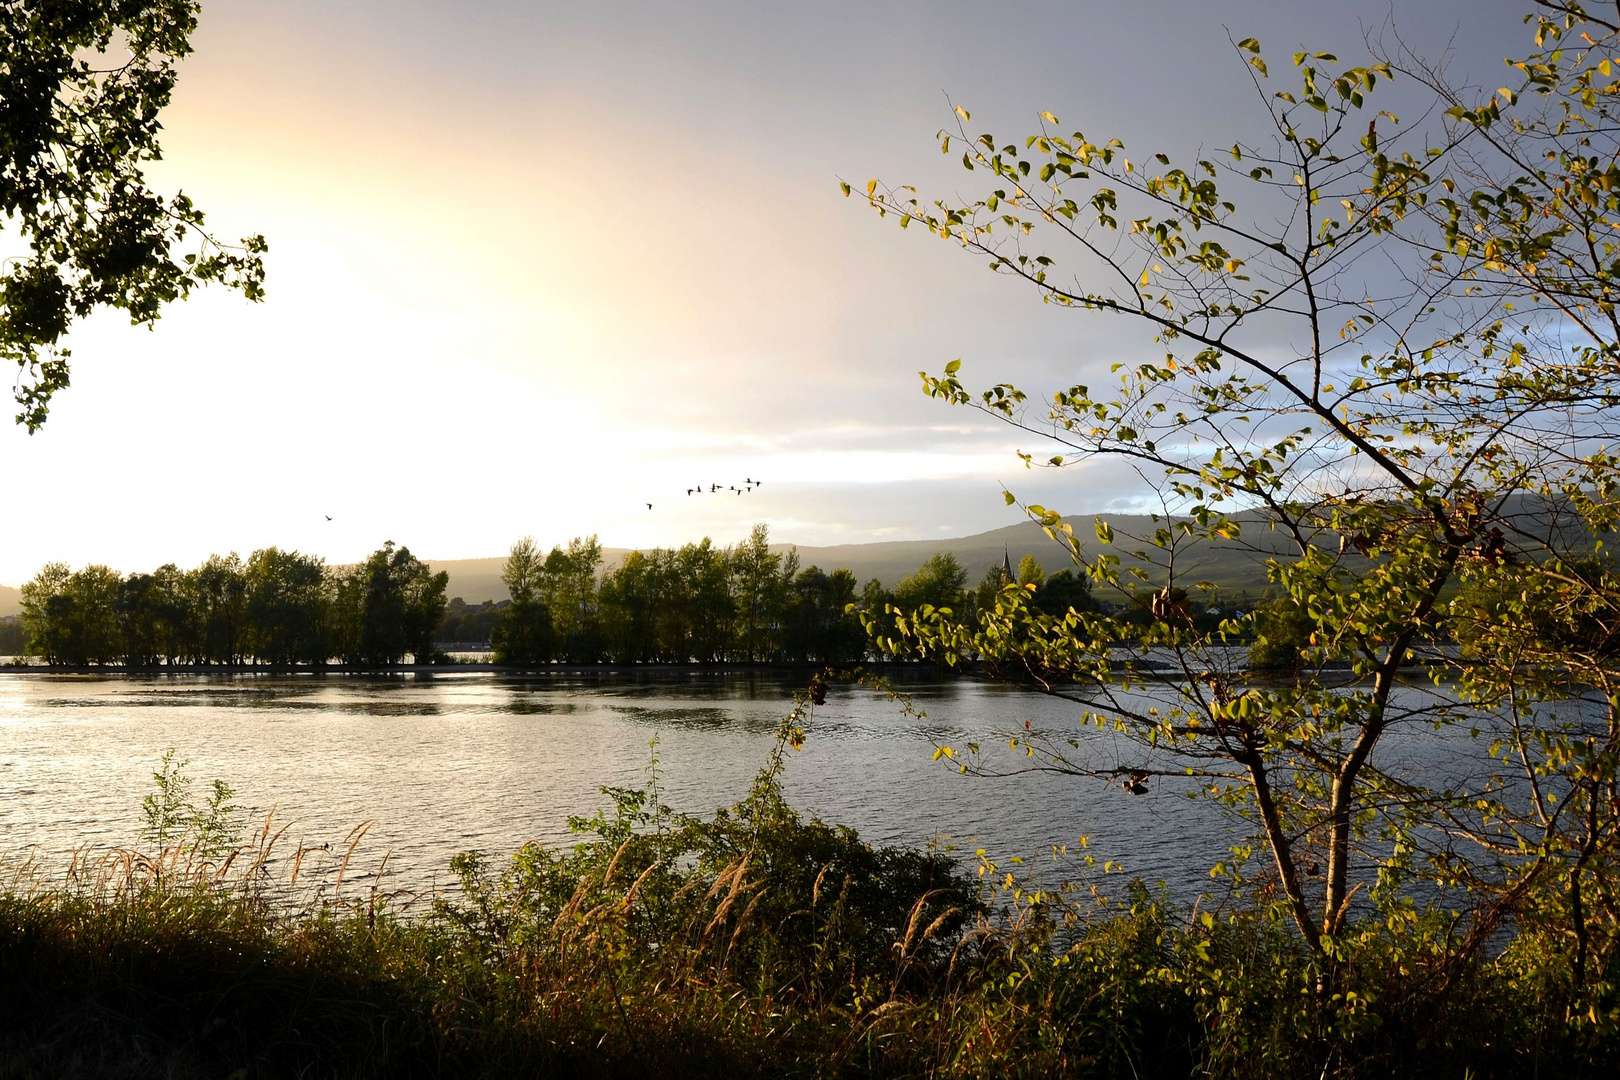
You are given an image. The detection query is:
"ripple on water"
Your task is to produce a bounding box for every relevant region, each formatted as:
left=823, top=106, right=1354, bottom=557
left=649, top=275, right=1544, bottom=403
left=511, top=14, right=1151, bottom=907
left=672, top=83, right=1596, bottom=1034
left=1, top=671, right=1263, bottom=898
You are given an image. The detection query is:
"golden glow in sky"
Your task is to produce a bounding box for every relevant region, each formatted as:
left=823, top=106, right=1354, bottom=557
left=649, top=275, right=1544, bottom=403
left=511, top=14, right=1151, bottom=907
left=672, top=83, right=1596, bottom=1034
left=0, top=0, right=1520, bottom=584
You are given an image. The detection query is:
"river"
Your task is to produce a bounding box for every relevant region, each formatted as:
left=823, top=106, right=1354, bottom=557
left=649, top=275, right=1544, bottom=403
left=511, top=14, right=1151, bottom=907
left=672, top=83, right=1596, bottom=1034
left=0, top=670, right=1286, bottom=899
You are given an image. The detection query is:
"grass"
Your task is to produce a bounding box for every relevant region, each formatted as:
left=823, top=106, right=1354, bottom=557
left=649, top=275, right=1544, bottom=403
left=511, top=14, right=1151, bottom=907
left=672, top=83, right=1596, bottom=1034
left=1, top=718, right=1617, bottom=1078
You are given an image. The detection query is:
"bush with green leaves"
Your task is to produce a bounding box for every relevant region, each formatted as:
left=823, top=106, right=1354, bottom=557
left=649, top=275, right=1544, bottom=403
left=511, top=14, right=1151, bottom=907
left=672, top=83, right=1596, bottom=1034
left=140, top=749, right=243, bottom=857
left=5, top=709, right=1620, bottom=1075
left=439, top=725, right=980, bottom=1005
left=848, top=1, right=1620, bottom=1001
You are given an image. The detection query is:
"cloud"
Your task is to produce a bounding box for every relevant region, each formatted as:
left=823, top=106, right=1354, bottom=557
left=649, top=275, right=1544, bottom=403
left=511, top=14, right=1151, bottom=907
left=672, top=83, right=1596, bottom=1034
left=0, top=0, right=1533, bottom=584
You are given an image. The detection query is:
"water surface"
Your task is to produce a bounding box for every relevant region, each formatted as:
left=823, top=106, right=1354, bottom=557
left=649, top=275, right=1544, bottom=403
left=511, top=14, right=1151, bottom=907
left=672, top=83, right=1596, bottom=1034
left=0, top=671, right=1245, bottom=896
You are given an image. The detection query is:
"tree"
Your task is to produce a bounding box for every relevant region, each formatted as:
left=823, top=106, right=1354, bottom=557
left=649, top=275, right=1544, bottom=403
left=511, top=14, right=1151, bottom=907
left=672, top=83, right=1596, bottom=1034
left=1015, top=553, right=1045, bottom=589
left=19, top=562, right=71, bottom=663
left=1031, top=568, right=1095, bottom=617
left=336, top=542, right=446, bottom=667
left=242, top=548, right=329, bottom=666
left=0, top=617, right=25, bottom=658
left=1246, top=592, right=1313, bottom=674
left=867, top=555, right=971, bottom=662
left=437, top=597, right=505, bottom=647
left=782, top=566, right=865, bottom=663
left=117, top=571, right=160, bottom=666
left=892, top=554, right=968, bottom=613
left=731, top=523, right=794, bottom=662
left=540, top=536, right=602, bottom=663
left=147, top=562, right=192, bottom=664
left=187, top=553, right=246, bottom=664
left=969, top=563, right=1005, bottom=620
left=0, top=0, right=266, bottom=430
left=598, top=549, right=665, bottom=663
left=674, top=539, right=735, bottom=662
left=852, top=2, right=1620, bottom=971
left=401, top=555, right=450, bottom=664
left=492, top=537, right=554, bottom=665
left=35, top=564, right=122, bottom=664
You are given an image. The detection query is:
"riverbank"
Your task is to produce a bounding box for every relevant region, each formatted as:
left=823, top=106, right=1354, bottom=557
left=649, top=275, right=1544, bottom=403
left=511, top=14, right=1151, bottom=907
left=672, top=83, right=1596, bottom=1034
left=0, top=660, right=919, bottom=676
left=2, top=745, right=1610, bottom=1080
left=0, top=654, right=1458, bottom=678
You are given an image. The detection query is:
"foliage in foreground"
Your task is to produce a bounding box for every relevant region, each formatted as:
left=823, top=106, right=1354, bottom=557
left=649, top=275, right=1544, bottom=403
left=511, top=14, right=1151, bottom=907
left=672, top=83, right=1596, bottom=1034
left=849, top=0, right=1620, bottom=993
left=0, top=0, right=267, bottom=430
left=1, top=722, right=1617, bottom=1079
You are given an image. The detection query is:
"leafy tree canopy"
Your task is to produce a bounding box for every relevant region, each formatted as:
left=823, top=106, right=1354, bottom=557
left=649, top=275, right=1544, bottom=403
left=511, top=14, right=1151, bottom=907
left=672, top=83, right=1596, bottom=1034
left=851, top=0, right=1620, bottom=976
left=0, top=0, right=266, bottom=429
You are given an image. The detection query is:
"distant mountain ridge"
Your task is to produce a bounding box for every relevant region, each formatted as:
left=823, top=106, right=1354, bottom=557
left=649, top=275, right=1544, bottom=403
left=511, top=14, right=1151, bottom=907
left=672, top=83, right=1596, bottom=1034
left=0, top=497, right=1586, bottom=619
left=424, top=513, right=1295, bottom=606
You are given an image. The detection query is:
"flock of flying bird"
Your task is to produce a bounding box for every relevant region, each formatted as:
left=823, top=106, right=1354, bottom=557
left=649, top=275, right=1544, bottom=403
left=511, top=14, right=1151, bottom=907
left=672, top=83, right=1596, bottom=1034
left=645, top=478, right=762, bottom=510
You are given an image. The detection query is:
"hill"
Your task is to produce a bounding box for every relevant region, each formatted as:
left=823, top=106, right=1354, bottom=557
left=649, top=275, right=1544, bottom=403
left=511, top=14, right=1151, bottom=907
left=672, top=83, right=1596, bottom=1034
left=779, top=513, right=1296, bottom=596
left=426, top=514, right=1296, bottom=606
left=426, top=550, right=636, bottom=607
left=0, top=514, right=1315, bottom=617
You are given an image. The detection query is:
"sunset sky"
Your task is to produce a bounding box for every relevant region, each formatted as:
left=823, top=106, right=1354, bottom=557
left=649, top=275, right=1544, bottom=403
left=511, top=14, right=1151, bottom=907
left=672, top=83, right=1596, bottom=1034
left=0, top=0, right=1526, bottom=584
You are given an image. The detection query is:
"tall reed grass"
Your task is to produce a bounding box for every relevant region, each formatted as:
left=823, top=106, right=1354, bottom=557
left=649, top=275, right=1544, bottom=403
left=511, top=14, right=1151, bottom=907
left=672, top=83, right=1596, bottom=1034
left=1, top=710, right=1615, bottom=1078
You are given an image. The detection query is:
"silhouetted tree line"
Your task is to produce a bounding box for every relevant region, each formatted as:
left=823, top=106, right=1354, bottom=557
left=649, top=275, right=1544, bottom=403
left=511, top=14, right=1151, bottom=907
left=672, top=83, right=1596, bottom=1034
left=18, top=542, right=447, bottom=668
left=11, top=526, right=1099, bottom=668
left=487, top=525, right=871, bottom=665
left=858, top=550, right=1098, bottom=654
left=483, top=525, right=1094, bottom=666
left=437, top=598, right=505, bottom=645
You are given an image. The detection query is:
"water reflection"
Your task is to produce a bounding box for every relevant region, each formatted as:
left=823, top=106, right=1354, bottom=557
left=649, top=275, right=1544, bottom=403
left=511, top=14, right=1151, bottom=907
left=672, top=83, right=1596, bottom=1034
left=611, top=705, right=744, bottom=730
left=0, top=671, right=1241, bottom=898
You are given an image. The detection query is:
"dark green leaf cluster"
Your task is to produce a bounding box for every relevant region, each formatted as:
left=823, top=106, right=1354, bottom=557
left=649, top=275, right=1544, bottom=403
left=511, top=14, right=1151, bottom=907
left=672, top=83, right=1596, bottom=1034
left=850, top=2, right=1620, bottom=978
left=442, top=722, right=980, bottom=1006
left=17, top=539, right=447, bottom=667
left=0, top=1, right=267, bottom=429
left=863, top=550, right=1100, bottom=660
left=487, top=524, right=870, bottom=665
